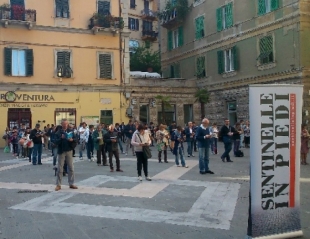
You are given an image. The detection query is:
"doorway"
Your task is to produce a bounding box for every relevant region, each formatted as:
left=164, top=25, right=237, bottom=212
left=8, top=108, right=31, bottom=129
left=227, top=101, right=237, bottom=126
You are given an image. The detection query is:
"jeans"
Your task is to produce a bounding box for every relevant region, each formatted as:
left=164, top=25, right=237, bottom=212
left=198, top=147, right=210, bottom=172
left=86, top=142, right=92, bottom=160
left=56, top=150, right=74, bottom=186
left=79, top=141, right=86, bottom=158
left=12, top=144, right=18, bottom=155
left=234, top=140, right=240, bottom=154
left=240, top=134, right=244, bottom=147
left=222, top=141, right=232, bottom=161
left=52, top=147, right=58, bottom=166
left=28, top=147, right=33, bottom=162
left=187, top=140, right=193, bottom=156
left=136, top=151, right=148, bottom=177
left=108, top=150, right=120, bottom=170
left=118, top=140, right=124, bottom=152
left=175, top=147, right=186, bottom=167
left=211, top=138, right=218, bottom=153
left=32, top=144, right=42, bottom=165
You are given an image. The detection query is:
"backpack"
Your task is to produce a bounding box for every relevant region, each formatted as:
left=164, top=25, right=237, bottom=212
left=235, top=150, right=244, bottom=157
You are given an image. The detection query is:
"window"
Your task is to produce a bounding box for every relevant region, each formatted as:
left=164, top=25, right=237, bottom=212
left=170, top=63, right=180, bottom=78
left=4, top=48, right=33, bottom=77
left=168, top=26, right=183, bottom=50
left=100, top=110, right=113, bottom=125
left=258, top=0, right=279, bottom=15
left=98, top=0, right=110, bottom=16
left=98, top=53, right=112, bottom=79
left=129, top=40, right=139, bottom=54
left=10, top=0, right=25, bottom=20
left=183, top=104, right=193, bottom=124
left=144, top=0, right=149, bottom=10
left=195, top=16, right=205, bottom=40
left=145, top=40, right=151, bottom=49
left=56, top=51, right=72, bottom=78
left=258, top=35, right=274, bottom=64
left=143, top=20, right=153, bottom=31
left=216, top=2, right=233, bottom=31
left=55, top=108, right=76, bottom=126
left=130, top=0, right=136, bottom=9
left=196, top=56, right=206, bottom=78
left=128, top=18, right=139, bottom=30
left=217, top=46, right=238, bottom=74
left=55, top=0, right=69, bottom=18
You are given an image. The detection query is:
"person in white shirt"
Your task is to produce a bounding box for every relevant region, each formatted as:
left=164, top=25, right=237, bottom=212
left=78, top=122, right=89, bottom=160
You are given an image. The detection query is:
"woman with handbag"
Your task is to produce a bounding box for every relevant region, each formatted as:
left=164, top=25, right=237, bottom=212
left=155, top=124, right=169, bottom=163
left=131, top=124, right=152, bottom=181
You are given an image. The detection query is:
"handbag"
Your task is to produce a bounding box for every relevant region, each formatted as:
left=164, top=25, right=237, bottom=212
left=3, top=146, right=10, bottom=153
left=137, top=134, right=152, bottom=159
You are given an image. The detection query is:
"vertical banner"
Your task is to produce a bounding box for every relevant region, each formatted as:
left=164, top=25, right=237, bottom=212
left=247, top=85, right=303, bottom=239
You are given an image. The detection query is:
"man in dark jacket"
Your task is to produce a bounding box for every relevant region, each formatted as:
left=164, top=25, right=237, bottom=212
left=29, top=123, right=44, bottom=165
left=124, top=120, right=136, bottom=156
left=196, top=118, right=214, bottom=175
left=104, top=124, right=123, bottom=172
left=54, top=119, right=78, bottom=191
left=219, top=119, right=236, bottom=163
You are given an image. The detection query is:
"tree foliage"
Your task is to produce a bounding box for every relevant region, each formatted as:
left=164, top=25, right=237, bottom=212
left=194, top=88, right=209, bottom=120
left=130, top=47, right=161, bottom=73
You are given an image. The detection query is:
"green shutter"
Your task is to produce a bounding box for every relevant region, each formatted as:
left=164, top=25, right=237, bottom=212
left=200, top=16, right=205, bottom=37
left=232, top=46, right=238, bottom=71
left=99, top=54, right=112, bottom=79
left=217, top=50, right=224, bottom=74
left=196, top=56, right=205, bottom=78
left=178, top=26, right=183, bottom=46
left=168, top=30, right=173, bottom=50
left=4, top=47, right=12, bottom=76
left=226, top=3, right=233, bottom=28
left=175, top=63, right=180, bottom=78
left=258, top=0, right=266, bottom=15
left=216, top=8, right=223, bottom=32
left=195, top=17, right=200, bottom=39
left=25, top=49, right=33, bottom=76
left=195, top=16, right=204, bottom=39
left=271, top=0, right=279, bottom=11
left=64, top=51, right=71, bottom=78
left=170, top=65, right=174, bottom=78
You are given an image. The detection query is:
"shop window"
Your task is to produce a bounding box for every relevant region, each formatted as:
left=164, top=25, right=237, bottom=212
left=55, top=0, right=70, bottom=18
left=8, top=108, right=31, bottom=129
left=100, top=110, right=113, bottom=125
left=55, top=108, right=76, bottom=126
left=98, top=53, right=113, bottom=79
left=98, top=0, right=110, bottom=15
left=4, top=48, right=33, bottom=77
left=55, top=50, right=72, bottom=78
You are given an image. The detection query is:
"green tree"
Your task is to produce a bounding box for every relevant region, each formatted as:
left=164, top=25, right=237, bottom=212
left=194, top=88, right=209, bottom=120
left=155, top=95, right=171, bottom=124
left=130, top=47, right=161, bottom=73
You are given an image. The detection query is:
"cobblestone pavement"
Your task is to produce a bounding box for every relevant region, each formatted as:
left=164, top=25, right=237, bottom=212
left=0, top=144, right=309, bottom=239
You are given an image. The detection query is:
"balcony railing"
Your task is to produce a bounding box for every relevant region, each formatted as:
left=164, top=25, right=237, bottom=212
left=89, top=15, right=124, bottom=34
left=142, top=30, right=158, bottom=41
left=141, top=9, right=157, bottom=21
left=159, top=8, right=178, bottom=28
left=0, top=6, right=36, bottom=28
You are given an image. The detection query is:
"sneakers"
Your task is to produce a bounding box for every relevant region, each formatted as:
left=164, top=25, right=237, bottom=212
left=191, top=154, right=195, bottom=157
left=182, top=165, right=189, bottom=168
left=145, top=177, right=152, bottom=181
left=138, top=176, right=142, bottom=181
left=79, top=157, right=83, bottom=160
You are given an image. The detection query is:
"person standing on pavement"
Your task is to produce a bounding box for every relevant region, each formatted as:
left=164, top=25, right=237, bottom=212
left=155, top=124, right=169, bottom=163
left=104, top=124, right=123, bottom=172
left=192, top=122, right=198, bottom=152
left=115, top=123, right=124, bottom=154
left=172, top=126, right=188, bottom=168
left=93, top=124, right=108, bottom=166
left=87, top=125, right=95, bottom=161
left=219, top=119, right=236, bottom=163
left=196, top=118, right=214, bottom=175
left=50, top=125, right=61, bottom=169
left=209, top=122, right=219, bottom=155
left=55, top=119, right=78, bottom=191
left=78, top=122, right=89, bottom=160
left=29, top=123, right=44, bottom=165
left=124, top=120, right=136, bottom=156
left=233, top=122, right=243, bottom=156
left=185, top=122, right=195, bottom=157
left=131, top=124, right=152, bottom=181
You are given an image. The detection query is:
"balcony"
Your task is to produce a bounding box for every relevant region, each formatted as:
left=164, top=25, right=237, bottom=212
left=141, top=9, right=157, bottom=21
left=88, top=14, right=124, bottom=35
left=159, top=9, right=178, bottom=28
left=0, top=5, right=36, bottom=29
left=141, top=30, right=158, bottom=41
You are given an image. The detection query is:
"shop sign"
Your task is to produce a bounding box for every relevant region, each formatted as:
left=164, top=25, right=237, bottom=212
left=1, top=91, right=55, bottom=102
left=0, top=103, right=48, bottom=107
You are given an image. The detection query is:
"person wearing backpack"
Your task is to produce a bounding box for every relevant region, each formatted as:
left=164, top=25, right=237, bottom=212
left=219, top=119, right=236, bottom=163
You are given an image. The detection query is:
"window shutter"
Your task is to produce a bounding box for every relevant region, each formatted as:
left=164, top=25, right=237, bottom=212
left=64, top=51, right=72, bottom=78
left=98, top=1, right=110, bottom=15
left=175, top=64, right=180, bottom=78
left=128, top=17, right=131, bottom=29
left=217, top=50, right=224, bottom=74
left=199, top=16, right=205, bottom=37
left=271, top=0, right=279, bottom=11
left=136, top=19, right=139, bottom=30
left=178, top=26, right=183, bottom=46
left=4, top=48, right=12, bottom=76
left=25, top=49, right=33, bottom=76
left=216, top=8, right=223, bottom=32
left=168, top=30, right=173, bottom=51
left=99, top=54, right=112, bottom=79
left=62, top=0, right=69, bottom=18
left=258, top=0, right=266, bottom=15
left=170, top=65, right=174, bottom=78
left=195, top=17, right=200, bottom=39
left=232, top=46, right=238, bottom=71
left=226, top=3, right=233, bottom=28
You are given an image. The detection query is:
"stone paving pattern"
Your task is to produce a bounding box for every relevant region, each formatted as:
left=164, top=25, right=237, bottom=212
left=0, top=145, right=309, bottom=239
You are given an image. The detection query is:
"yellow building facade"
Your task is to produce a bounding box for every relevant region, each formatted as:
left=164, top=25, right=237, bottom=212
left=0, top=0, right=131, bottom=147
